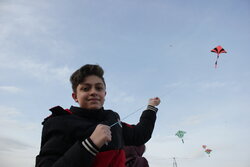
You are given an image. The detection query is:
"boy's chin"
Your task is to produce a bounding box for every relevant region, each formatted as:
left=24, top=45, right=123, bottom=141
left=80, top=102, right=103, bottom=110
left=87, top=104, right=102, bottom=110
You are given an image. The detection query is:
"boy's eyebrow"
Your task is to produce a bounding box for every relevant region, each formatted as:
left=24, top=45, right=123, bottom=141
left=95, top=83, right=105, bottom=86
left=81, top=82, right=104, bottom=86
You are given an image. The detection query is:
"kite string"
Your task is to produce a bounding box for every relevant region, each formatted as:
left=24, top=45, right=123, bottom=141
left=110, top=76, right=203, bottom=128
left=109, top=87, right=178, bottom=128
left=110, top=105, right=147, bottom=128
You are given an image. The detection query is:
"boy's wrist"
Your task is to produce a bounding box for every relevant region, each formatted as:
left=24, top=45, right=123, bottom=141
left=147, top=105, right=158, bottom=113
left=81, top=138, right=100, bottom=156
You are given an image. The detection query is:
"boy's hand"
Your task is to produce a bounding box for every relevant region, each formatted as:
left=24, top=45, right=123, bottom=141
left=148, top=97, right=161, bottom=106
left=90, top=124, right=112, bottom=148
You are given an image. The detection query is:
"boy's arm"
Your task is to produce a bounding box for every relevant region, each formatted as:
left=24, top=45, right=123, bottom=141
left=122, top=97, right=160, bottom=146
left=35, top=117, right=98, bottom=167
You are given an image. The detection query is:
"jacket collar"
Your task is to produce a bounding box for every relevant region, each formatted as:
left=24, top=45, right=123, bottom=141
left=70, top=106, right=105, bottom=120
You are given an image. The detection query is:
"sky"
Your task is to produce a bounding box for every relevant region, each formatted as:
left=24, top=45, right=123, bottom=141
left=0, top=0, right=249, bottom=166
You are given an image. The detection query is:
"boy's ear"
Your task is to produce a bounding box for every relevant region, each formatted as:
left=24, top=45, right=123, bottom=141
left=72, top=93, right=78, bottom=102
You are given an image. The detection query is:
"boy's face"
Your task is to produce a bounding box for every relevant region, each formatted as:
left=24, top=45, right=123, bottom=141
left=72, top=75, right=106, bottom=109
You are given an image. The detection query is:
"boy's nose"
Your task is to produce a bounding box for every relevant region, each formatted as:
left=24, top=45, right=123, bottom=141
left=90, top=88, right=98, bottom=95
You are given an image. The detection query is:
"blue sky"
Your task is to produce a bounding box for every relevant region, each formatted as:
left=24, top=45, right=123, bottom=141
left=0, top=0, right=249, bottom=166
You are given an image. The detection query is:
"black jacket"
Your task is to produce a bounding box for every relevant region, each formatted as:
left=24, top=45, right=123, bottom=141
left=36, top=105, right=157, bottom=167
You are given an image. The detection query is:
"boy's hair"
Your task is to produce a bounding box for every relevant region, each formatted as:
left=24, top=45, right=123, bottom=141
left=70, top=64, right=106, bottom=93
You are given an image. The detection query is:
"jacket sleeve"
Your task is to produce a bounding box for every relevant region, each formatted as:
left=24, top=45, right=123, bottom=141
left=35, top=116, right=98, bottom=167
left=122, top=105, right=158, bottom=146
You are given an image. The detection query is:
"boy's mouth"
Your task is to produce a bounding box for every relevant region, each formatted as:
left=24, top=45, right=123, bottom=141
left=88, top=98, right=99, bottom=102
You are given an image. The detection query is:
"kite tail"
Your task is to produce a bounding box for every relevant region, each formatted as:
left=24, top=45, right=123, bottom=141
left=215, top=61, right=218, bottom=68
left=215, top=54, right=219, bottom=68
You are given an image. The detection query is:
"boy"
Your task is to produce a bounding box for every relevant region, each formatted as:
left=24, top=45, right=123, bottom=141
left=36, top=64, right=160, bottom=167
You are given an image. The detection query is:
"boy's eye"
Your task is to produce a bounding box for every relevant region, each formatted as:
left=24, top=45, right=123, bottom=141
left=82, top=87, right=90, bottom=91
left=96, top=86, right=104, bottom=91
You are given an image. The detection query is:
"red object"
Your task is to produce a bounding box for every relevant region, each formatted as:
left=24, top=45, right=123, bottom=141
left=92, top=150, right=126, bottom=167
left=211, top=45, right=227, bottom=68
left=205, top=149, right=212, bottom=153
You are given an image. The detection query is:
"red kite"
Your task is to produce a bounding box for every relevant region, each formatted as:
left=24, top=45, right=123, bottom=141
left=211, top=45, right=227, bottom=68
left=205, top=149, right=212, bottom=157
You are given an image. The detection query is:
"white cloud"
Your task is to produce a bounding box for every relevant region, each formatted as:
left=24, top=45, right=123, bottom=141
left=0, top=105, right=40, bottom=167
left=106, top=84, right=136, bottom=105
left=0, top=148, right=36, bottom=167
left=0, top=136, right=31, bottom=152
left=16, top=59, right=71, bottom=82
left=0, top=0, right=72, bottom=84
left=168, top=111, right=219, bottom=130
left=164, top=82, right=185, bottom=88
left=0, top=86, right=23, bottom=93
left=199, top=81, right=226, bottom=89
left=0, top=0, right=52, bottom=38
left=0, top=105, right=41, bottom=140
left=0, top=57, right=72, bottom=83
left=108, top=91, right=136, bottom=104
left=0, top=105, right=21, bottom=117
left=164, top=80, right=237, bottom=91
left=181, top=115, right=204, bottom=126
